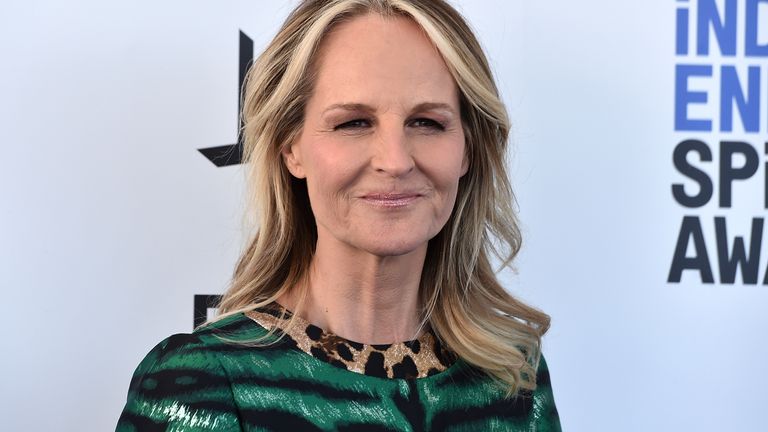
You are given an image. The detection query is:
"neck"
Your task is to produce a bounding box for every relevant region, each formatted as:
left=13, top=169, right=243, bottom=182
left=278, top=235, right=427, bottom=344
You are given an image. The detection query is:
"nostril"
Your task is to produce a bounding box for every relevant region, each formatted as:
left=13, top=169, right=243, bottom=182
left=373, top=157, right=415, bottom=177
left=371, top=137, right=415, bottom=177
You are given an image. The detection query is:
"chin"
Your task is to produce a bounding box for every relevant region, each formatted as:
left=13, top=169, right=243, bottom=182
left=357, top=237, right=429, bottom=258
left=368, top=247, right=420, bottom=258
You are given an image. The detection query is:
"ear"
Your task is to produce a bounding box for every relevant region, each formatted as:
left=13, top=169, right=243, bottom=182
left=281, top=142, right=306, bottom=179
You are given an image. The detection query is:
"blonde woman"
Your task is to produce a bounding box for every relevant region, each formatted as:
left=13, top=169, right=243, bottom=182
left=117, top=1, right=560, bottom=430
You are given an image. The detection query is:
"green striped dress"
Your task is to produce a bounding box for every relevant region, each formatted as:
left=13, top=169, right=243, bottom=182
left=116, top=303, right=561, bottom=431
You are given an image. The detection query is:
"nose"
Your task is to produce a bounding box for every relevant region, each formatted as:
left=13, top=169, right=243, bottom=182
left=371, top=125, right=415, bottom=178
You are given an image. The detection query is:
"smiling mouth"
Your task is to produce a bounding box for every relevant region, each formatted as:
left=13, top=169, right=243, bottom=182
left=360, top=193, right=422, bottom=208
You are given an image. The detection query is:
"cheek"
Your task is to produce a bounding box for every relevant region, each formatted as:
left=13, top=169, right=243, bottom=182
left=304, top=175, right=348, bottom=230
left=420, top=140, right=467, bottom=190
left=437, top=144, right=467, bottom=213
left=302, top=146, right=361, bottom=210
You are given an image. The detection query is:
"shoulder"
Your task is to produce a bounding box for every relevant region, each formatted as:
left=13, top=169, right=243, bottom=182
left=194, top=310, right=269, bottom=339
left=132, top=312, right=264, bottom=371
left=123, top=311, right=279, bottom=394
left=535, top=354, right=554, bottom=389
left=116, top=312, right=265, bottom=431
left=530, top=354, right=561, bottom=431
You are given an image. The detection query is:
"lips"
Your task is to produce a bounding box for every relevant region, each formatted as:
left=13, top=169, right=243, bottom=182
left=360, top=192, right=422, bottom=208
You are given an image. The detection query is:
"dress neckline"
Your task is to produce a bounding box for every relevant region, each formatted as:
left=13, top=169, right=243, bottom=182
left=245, top=301, right=458, bottom=380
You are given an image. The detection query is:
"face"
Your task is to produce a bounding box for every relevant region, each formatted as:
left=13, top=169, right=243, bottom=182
left=282, top=14, right=468, bottom=258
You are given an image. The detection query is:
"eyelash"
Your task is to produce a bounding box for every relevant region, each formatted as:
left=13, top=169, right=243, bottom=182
left=334, top=118, right=445, bottom=131
left=335, top=119, right=370, bottom=130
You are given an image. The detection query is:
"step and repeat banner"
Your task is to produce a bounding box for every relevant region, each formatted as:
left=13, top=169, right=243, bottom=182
left=1, top=1, right=766, bottom=430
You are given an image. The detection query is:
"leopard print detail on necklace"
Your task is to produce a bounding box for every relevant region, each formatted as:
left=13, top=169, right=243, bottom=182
left=245, top=302, right=457, bottom=379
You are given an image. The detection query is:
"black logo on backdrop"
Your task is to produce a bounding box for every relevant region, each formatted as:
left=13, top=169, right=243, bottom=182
left=193, top=33, right=253, bottom=328
left=198, top=31, right=254, bottom=167
left=194, top=294, right=223, bottom=328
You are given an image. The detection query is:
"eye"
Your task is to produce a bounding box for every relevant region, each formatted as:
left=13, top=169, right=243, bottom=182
left=334, top=119, right=371, bottom=130
left=409, top=118, right=445, bottom=131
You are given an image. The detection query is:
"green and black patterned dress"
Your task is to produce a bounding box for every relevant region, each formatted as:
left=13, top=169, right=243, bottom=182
left=116, top=302, right=561, bottom=431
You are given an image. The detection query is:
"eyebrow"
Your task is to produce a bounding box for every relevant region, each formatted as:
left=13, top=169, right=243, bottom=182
left=322, top=102, right=457, bottom=116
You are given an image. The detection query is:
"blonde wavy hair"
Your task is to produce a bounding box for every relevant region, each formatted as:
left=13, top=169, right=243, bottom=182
left=213, top=0, right=550, bottom=397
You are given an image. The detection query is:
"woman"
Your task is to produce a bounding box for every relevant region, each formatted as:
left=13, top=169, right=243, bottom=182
left=117, top=0, right=560, bottom=430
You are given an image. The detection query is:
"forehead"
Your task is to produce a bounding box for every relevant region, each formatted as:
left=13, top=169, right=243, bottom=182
left=309, top=13, right=458, bottom=108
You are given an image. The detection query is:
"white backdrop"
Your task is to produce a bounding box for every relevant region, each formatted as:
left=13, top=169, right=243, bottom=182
left=1, top=1, right=766, bottom=431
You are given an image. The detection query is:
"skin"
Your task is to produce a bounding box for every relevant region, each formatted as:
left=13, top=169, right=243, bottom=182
left=279, top=13, right=467, bottom=344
